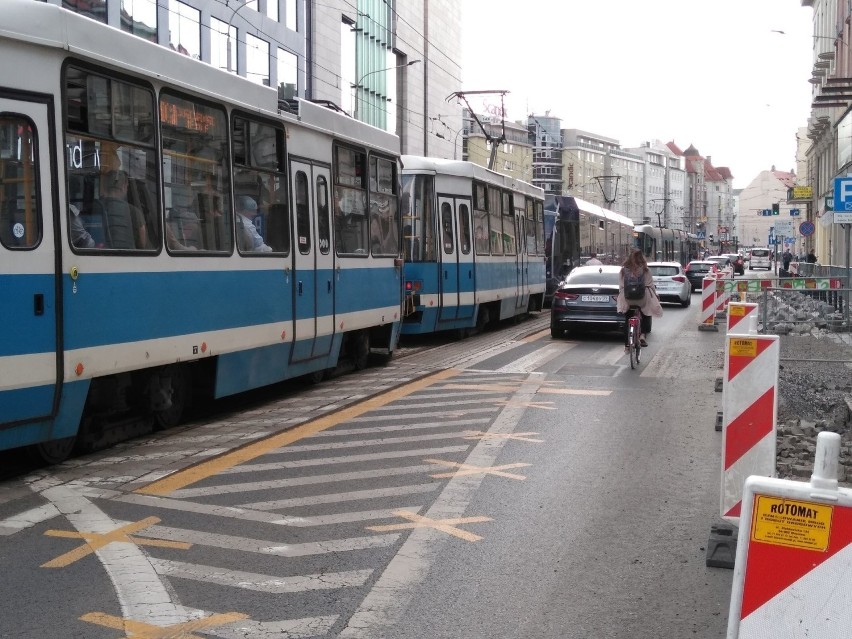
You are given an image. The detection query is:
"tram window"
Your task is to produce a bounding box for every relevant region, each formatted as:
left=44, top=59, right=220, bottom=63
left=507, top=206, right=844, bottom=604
left=369, top=156, right=399, bottom=256
left=441, top=202, right=454, bottom=254
left=501, top=192, right=516, bottom=255
left=316, top=175, right=330, bottom=255
left=534, top=201, right=544, bottom=256
left=64, top=66, right=159, bottom=252
left=525, top=199, right=536, bottom=255
left=0, top=118, right=41, bottom=250
left=458, top=203, right=471, bottom=255
left=488, top=187, right=502, bottom=256
left=231, top=116, right=288, bottom=254
left=295, top=171, right=310, bottom=255
left=334, top=145, right=368, bottom=255
left=400, top=174, right=433, bottom=263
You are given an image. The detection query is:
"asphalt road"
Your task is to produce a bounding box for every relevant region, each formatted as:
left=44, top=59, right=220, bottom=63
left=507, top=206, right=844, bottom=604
left=0, top=295, right=734, bottom=639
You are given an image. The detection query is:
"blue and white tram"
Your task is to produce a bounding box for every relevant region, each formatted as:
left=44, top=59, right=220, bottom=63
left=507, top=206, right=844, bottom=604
left=633, top=224, right=697, bottom=265
left=0, top=0, right=403, bottom=462
left=399, top=157, right=546, bottom=335
left=545, top=195, right=634, bottom=301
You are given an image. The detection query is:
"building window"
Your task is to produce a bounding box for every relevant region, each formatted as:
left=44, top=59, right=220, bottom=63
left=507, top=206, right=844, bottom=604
left=168, top=0, right=200, bottom=59
left=63, top=0, right=106, bottom=22
left=210, top=18, right=237, bottom=75
left=277, top=47, right=298, bottom=100
left=265, top=0, right=279, bottom=22
left=340, top=20, right=356, bottom=115
left=246, top=33, right=270, bottom=86
left=286, top=0, right=298, bottom=30
left=120, top=0, right=157, bottom=42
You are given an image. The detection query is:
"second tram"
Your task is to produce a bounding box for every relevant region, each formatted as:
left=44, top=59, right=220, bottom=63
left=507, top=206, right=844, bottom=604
left=400, top=157, right=546, bottom=335
left=633, top=224, right=699, bottom=265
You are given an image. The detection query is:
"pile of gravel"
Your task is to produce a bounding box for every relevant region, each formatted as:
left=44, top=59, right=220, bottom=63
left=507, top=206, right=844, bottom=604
left=775, top=332, right=852, bottom=486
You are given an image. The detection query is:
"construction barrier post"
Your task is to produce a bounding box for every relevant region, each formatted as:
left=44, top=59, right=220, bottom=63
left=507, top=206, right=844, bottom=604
left=716, top=273, right=730, bottom=318
left=699, top=276, right=718, bottom=331
left=727, top=432, right=852, bottom=638
left=720, top=333, right=779, bottom=524
left=727, top=302, right=759, bottom=334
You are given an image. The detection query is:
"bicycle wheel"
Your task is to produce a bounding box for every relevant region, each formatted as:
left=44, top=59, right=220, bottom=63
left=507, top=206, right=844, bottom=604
left=634, top=333, right=641, bottom=366
left=628, top=322, right=637, bottom=369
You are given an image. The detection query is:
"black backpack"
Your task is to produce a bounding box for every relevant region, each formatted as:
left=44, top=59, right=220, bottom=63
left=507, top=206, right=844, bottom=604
left=623, top=268, right=646, bottom=302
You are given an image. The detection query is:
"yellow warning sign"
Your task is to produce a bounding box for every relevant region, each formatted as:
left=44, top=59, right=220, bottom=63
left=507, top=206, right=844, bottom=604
left=751, top=495, right=833, bottom=551
left=730, top=338, right=757, bottom=357
left=729, top=305, right=745, bottom=317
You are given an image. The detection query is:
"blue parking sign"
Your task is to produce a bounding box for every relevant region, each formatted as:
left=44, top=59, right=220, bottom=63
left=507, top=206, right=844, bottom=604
left=834, top=177, right=852, bottom=222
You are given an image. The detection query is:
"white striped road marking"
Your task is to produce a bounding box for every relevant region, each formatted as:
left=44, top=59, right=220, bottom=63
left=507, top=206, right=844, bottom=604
left=169, top=464, right=438, bottom=498
left=212, top=616, right=338, bottom=638
left=0, top=503, right=61, bottom=535
left=218, top=445, right=472, bottom=473
left=116, top=494, right=423, bottom=527
left=305, top=418, right=491, bottom=437
left=140, top=525, right=400, bottom=557
left=497, top=344, right=569, bottom=372
left=338, top=374, right=545, bottom=638
left=241, top=483, right=442, bottom=511
left=267, top=431, right=485, bottom=454
left=40, top=486, right=199, bottom=626
left=342, top=406, right=498, bottom=422
left=150, top=558, right=373, bottom=593
left=357, top=397, right=511, bottom=412
left=370, top=389, right=514, bottom=401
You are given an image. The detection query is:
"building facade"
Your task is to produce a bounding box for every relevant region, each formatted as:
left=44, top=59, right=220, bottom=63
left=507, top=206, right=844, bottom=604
left=463, top=112, right=533, bottom=182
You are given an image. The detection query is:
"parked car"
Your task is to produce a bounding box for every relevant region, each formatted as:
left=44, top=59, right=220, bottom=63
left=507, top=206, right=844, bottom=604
left=722, top=253, right=745, bottom=275
left=550, top=264, right=652, bottom=338
left=648, top=261, right=691, bottom=307
left=684, top=260, right=720, bottom=292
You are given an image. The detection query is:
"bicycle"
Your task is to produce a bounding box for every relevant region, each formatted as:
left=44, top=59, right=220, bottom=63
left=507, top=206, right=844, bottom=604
left=626, top=307, right=642, bottom=369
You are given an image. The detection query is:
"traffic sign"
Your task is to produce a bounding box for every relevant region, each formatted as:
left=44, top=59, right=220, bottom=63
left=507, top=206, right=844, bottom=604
left=696, top=231, right=706, bottom=239
left=833, top=176, right=852, bottom=222
left=790, top=208, right=800, bottom=216
left=799, top=221, right=815, bottom=236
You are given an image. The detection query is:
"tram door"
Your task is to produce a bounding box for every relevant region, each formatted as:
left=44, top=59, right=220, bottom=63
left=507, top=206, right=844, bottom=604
left=0, top=96, right=59, bottom=424
left=289, top=161, right=334, bottom=362
left=515, top=206, right=528, bottom=311
left=438, top=196, right=474, bottom=322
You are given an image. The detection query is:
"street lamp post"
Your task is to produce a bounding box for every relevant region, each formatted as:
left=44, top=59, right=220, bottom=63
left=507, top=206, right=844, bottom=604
left=352, top=59, right=420, bottom=122
left=225, top=0, right=252, bottom=74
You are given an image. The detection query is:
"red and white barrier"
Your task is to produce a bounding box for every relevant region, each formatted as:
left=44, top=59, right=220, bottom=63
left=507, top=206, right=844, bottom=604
left=721, top=333, right=778, bottom=522
left=727, top=302, right=758, bottom=334
left=699, top=276, right=717, bottom=330
left=727, top=432, right=852, bottom=638
left=716, top=272, right=730, bottom=317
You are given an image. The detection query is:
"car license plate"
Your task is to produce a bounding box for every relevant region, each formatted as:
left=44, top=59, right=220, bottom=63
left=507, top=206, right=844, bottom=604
left=581, top=295, right=609, bottom=302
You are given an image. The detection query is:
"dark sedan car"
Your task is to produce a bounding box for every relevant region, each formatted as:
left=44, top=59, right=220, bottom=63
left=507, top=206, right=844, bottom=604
left=684, top=260, right=720, bottom=292
left=550, top=264, right=652, bottom=338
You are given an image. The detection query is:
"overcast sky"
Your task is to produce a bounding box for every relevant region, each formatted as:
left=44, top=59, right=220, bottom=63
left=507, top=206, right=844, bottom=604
left=461, top=0, right=814, bottom=190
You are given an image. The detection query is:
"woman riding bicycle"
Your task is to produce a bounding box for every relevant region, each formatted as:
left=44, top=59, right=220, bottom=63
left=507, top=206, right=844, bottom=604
left=616, top=249, right=663, bottom=351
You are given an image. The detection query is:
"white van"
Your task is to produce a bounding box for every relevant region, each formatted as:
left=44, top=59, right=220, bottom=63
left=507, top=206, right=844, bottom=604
left=749, top=247, right=771, bottom=270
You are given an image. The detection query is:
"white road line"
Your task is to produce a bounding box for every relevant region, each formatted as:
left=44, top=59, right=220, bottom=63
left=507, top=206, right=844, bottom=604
left=277, top=507, right=424, bottom=527
left=307, top=418, right=491, bottom=437
left=268, top=431, right=479, bottom=454
left=141, top=525, right=400, bottom=557
left=497, top=344, right=571, bottom=373
left=338, top=373, right=546, bottom=638
left=241, top=483, right=442, bottom=511
left=218, top=445, right=471, bottom=473
left=361, top=398, right=509, bottom=412
left=0, top=502, right=61, bottom=535
left=169, top=465, right=438, bottom=498
left=343, top=406, right=498, bottom=423
left=41, top=486, right=200, bottom=626
left=213, top=616, right=338, bottom=638
left=150, top=558, right=372, bottom=592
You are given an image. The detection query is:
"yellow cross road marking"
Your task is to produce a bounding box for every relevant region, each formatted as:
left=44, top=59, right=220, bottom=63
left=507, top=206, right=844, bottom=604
left=80, top=611, right=248, bottom=639
left=495, top=399, right=556, bottom=410
left=41, top=517, right=191, bottom=568
left=440, top=383, right=521, bottom=393
left=463, top=431, right=544, bottom=443
left=538, top=388, right=612, bottom=396
left=137, top=368, right=461, bottom=495
left=366, top=510, right=491, bottom=542
left=424, top=458, right=529, bottom=480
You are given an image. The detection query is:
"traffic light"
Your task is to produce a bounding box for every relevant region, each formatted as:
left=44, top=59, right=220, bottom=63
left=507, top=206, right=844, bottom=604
left=709, top=234, right=714, bottom=242
left=772, top=203, right=780, bottom=215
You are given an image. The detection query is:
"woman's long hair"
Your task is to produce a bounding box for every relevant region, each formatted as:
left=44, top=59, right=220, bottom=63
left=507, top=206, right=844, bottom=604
left=622, top=248, right=648, bottom=273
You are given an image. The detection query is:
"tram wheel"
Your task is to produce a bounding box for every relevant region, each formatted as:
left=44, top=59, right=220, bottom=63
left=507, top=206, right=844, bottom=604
left=352, top=331, right=370, bottom=370
left=30, top=436, right=77, bottom=465
left=154, top=365, right=189, bottom=430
